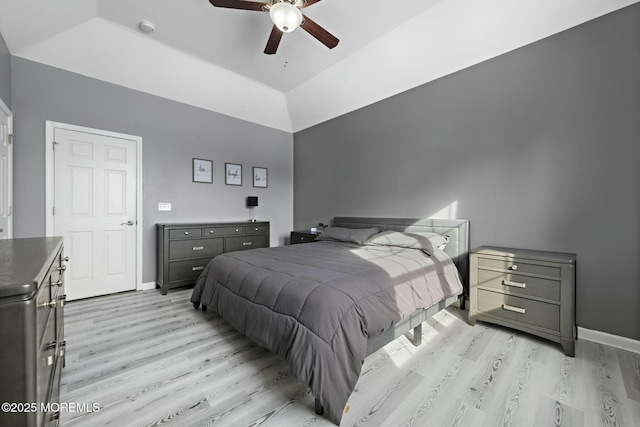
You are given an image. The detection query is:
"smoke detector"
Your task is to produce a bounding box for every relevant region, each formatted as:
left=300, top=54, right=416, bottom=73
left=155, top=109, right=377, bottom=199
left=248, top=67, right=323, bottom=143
left=138, top=20, right=156, bottom=34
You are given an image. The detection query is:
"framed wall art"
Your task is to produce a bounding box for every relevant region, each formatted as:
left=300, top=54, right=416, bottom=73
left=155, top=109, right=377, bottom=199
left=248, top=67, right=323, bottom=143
left=225, top=162, right=242, bottom=186
left=253, top=166, right=268, bottom=188
left=192, top=158, right=213, bottom=183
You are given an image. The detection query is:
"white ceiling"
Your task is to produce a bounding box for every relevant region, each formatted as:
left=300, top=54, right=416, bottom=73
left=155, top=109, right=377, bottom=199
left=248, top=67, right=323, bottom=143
left=0, top=0, right=637, bottom=132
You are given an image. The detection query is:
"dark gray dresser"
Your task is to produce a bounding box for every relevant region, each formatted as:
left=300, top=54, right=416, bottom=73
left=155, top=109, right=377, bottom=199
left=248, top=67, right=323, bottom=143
left=0, top=237, right=67, bottom=427
left=156, top=222, right=270, bottom=295
left=468, top=246, right=576, bottom=356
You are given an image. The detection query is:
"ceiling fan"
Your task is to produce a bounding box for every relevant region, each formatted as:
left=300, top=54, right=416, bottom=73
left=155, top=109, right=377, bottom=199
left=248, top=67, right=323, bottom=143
left=208, top=0, right=339, bottom=55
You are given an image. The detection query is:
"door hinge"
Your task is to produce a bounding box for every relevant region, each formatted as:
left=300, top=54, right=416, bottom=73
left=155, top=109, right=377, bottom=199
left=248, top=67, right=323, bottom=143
left=7, top=206, right=11, bottom=216
left=52, top=140, right=58, bottom=151
left=53, top=206, right=55, bottom=216
left=8, top=134, right=14, bottom=144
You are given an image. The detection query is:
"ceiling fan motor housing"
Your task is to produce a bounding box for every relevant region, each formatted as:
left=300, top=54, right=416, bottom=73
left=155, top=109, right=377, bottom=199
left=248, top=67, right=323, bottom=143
left=269, top=1, right=303, bottom=33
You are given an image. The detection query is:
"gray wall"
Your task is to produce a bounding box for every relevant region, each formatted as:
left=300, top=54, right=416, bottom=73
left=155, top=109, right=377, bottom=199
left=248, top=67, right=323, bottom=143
left=294, top=5, right=640, bottom=340
left=11, top=57, right=293, bottom=284
left=0, top=32, right=10, bottom=108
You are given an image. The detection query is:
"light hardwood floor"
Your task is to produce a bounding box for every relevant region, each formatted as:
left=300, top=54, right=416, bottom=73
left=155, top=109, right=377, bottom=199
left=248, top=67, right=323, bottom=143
left=60, top=288, right=640, bottom=427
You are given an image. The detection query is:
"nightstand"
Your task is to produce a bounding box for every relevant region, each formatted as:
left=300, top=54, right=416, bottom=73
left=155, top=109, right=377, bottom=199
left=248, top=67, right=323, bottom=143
left=290, top=230, right=320, bottom=245
left=468, top=246, right=576, bottom=356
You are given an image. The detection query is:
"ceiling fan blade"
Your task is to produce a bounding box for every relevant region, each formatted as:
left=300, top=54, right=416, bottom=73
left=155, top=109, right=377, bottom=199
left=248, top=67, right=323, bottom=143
left=209, top=0, right=267, bottom=11
left=300, top=15, right=339, bottom=49
left=302, top=0, right=323, bottom=7
left=264, top=25, right=283, bottom=55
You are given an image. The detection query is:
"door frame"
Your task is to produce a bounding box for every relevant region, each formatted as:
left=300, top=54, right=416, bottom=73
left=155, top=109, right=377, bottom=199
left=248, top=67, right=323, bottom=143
left=0, top=97, right=12, bottom=238
left=44, top=121, right=144, bottom=291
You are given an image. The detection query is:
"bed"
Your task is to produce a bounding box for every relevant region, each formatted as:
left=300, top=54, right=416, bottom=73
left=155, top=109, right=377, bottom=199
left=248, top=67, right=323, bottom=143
left=191, top=217, right=469, bottom=424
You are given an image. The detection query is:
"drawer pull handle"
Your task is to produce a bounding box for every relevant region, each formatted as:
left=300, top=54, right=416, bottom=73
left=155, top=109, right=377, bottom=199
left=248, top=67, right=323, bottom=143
left=56, top=265, right=67, bottom=272
left=502, top=304, right=526, bottom=314
left=242, top=242, right=252, bottom=246
left=503, top=280, right=526, bottom=289
left=184, top=231, right=189, bottom=235
left=300, top=237, right=304, bottom=240
left=210, top=230, right=214, bottom=234
left=509, top=264, right=518, bottom=271
left=192, top=266, right=205, bottom=271
left=192, top=246, right=205, bottom=251
left=53, top=280, right=64, bottom=287
left=255, top=228, right=259, bottom=231
left=235, top=228, right=240, bottom=232
left=39, top=299, right=56, bottom=308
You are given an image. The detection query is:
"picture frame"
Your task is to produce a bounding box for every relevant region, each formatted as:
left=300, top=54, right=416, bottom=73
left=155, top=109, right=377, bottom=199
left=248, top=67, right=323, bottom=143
left=192, top=158, right=213, bottom=183
left=253, top=166, right=268, bottom=188
left=225, top=162, right=242, bottom=186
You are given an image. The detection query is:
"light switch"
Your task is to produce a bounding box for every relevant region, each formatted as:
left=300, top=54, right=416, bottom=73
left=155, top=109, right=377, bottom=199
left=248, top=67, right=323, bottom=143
left=158, top=202, right=171, bottom=211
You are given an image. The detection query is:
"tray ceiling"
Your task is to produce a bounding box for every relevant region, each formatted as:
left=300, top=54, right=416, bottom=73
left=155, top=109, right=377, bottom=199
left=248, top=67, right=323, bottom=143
left=0, top=0, right=636, bottom=132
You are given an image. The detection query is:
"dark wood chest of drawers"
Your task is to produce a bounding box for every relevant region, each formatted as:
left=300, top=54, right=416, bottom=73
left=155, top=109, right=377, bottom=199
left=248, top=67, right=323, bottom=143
left=0, top=237, right=67, bottom=427
left=468, top=246, right=576, bottom=356
left=156, top=222, right=270, bottom=295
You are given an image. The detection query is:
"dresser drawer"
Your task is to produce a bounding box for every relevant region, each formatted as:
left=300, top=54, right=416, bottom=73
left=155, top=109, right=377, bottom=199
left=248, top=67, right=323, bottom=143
left=49, top=268, right=64, bottom=301
left=169, top=228, right=202, bottom=239
left=168, top=258, right=211, bottom=282
left=206, top=226, right=243, bottom=236
left=169, top=238, right=223, bottom=260
left=477, top=269, right=560, bottom=301
left=226, top=234, right=268, bottom=252
left=36, top=278, right=53, bottom=348
left=46, top=354, right=64, bottom=425
left=477, top=256, right=561, bottom=278
left=244, top=225, right=268, bottom=235
left=477, top=289, right=560, bottom=332
left=38, top=309, right=57, bottom=412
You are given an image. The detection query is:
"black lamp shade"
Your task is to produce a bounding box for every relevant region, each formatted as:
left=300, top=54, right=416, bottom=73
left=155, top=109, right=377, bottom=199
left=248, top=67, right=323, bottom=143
left=247, top=196, right=259, bottom=207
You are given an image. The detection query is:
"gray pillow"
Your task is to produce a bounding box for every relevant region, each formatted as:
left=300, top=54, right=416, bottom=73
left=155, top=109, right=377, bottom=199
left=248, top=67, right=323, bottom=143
left=316, top=227, right=380, bottom=245
left=365, top=230, right=449, bottom=254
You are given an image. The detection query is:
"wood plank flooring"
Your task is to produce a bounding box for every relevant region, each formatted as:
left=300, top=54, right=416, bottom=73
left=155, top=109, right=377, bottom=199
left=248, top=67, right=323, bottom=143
left=60, top=288, right=640, bottom=426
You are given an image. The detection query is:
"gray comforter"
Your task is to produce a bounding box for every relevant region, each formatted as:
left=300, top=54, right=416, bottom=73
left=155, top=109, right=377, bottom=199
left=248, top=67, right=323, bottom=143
left=190, top=241, right=463, bottom=423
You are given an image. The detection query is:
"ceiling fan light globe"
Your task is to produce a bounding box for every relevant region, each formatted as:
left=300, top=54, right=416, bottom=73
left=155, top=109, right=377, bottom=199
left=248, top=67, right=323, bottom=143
left=269, top=2, right=302, bottom=33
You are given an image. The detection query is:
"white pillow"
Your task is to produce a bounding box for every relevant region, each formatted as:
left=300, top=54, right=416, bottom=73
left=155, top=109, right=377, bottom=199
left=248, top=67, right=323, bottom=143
left=365, top=231, right=449, bottom=254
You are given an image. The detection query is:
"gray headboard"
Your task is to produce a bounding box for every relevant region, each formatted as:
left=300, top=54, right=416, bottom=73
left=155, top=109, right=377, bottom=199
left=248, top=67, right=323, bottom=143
left=333, top=217, right=470, bottom=290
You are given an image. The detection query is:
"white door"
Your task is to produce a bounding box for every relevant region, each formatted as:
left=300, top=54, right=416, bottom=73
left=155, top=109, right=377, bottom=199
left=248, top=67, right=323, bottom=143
left=0, top=99, right=12, bottom=239
left=51, top=125, right=138, bottom=300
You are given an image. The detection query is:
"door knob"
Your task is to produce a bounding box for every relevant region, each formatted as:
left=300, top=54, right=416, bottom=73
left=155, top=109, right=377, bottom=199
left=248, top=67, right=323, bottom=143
left=121, top=220, right=135, bottom=226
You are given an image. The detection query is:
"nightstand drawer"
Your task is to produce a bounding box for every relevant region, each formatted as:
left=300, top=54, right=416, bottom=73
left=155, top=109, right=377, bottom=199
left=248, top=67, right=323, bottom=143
left=169, top=228, right=202, bottom=239
left=291, top=233, right=316, bottom=244
left=226, top=234, right=268, bottom=252
left=477, top=256, right=561, bottom=278
left=169, top=238, right=223, bottom=260
left=169, top=258, right=211, bottom=282
left=477, top=289, right=560, bottom=332
left=477, top=269, right=560, bottom=301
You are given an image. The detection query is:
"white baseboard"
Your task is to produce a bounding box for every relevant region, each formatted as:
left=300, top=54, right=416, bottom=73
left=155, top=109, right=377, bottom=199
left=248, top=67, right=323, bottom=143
left=578, top=327, right=640, bottom=354
left=139, top=281, right=157, bottom=291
